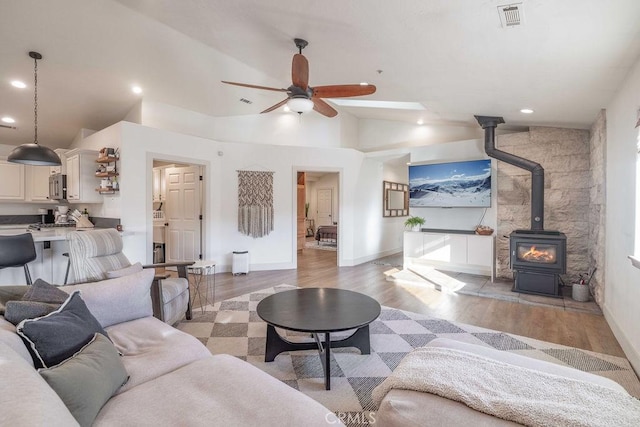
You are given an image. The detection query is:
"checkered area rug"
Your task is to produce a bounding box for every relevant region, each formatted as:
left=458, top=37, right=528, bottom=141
left=178, top=285, right=640, bottom=426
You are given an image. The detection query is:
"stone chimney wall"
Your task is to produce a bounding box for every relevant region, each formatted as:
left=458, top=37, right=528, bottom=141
left=495, top=127, right=591, bottom=282
left=588, top=110, right=606, bottom=306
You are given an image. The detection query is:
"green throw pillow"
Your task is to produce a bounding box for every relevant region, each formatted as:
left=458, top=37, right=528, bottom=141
left=16, top=290, right=109, bottom=368
left=39, top=333, right=129, bottom=427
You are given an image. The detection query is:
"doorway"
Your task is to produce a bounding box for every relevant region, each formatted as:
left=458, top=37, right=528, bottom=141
left=152, top=160, right=205, bottom=263
left=296, top=170, right=339, bottom=266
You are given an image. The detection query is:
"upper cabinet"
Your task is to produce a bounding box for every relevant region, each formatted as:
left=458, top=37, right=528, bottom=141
left=65, top=149, right=102, bottom=203
left=0, top=159, right=25, bottom=200
left=152, top=167, right=166, bottom=202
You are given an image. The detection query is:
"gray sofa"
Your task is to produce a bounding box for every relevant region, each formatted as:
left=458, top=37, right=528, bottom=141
left=0, top=268, right=340, bottom=426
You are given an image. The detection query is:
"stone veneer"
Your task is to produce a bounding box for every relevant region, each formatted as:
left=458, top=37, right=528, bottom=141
left=588, top=110, right=606, bottom=306
left=495, top=127, right=591, bottom=283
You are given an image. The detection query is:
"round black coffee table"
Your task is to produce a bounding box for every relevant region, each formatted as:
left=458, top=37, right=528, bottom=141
left=256, top=288, right=381, bottom=390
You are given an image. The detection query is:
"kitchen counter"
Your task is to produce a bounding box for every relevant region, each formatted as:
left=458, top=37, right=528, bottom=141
left=0, top=225, right=133, bottom=285
left=0, top=225, right=129, bottom=242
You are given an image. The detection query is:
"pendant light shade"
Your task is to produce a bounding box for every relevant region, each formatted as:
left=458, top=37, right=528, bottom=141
left=8, top=51, right=61, bottom=166
left=286, top=97, right=314, bottom=114
left=8, top=143, right=61, bottom=165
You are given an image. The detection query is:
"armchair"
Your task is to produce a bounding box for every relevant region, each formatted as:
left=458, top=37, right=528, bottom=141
left=66, top=229, right=193, bottom=324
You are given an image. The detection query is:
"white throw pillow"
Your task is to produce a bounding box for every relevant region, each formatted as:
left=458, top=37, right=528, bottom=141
left=60, top=268, right=154, bottom=328
left=106, top=262, right=143, bottom=279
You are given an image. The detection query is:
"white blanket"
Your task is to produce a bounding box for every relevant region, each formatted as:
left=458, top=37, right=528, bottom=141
left=372, top=347, right=640, bottom=427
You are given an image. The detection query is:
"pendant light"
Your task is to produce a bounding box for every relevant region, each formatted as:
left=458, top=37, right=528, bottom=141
left=8, top=51, right=61, bottom=166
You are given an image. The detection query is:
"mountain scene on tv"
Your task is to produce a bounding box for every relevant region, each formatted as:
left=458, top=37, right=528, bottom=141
left=409, top=159, right=491, bottom=207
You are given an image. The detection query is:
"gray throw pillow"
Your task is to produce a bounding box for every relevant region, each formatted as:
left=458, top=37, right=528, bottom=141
left=39, top=333, right=129, bottom=427
left=16, top=290, right=109, bottom=368
left=4, top=301, right=59, bottom=326
left=22, top=278, right=69, bottom=303
left=0, top=285, right=29, bottom=315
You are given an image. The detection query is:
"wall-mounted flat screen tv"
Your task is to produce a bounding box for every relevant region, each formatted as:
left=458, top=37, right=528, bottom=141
left=409, top=159, right=491, bottom=208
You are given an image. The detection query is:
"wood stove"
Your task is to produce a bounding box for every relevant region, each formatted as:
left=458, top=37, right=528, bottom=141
left=510, top=230, right=567, bottom=297
left=475, top=115, right=568, bottom=297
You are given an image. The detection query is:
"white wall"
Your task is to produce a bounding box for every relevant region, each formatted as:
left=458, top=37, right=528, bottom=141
left=358, top=119, right=485, bottom=151
left=140, top=101, right=354, bottom=149
left=603, top=55, right=640, bottom=372
left=408, top=138, right=498, bottom=231
left=88, top=122, right=392, bottom=271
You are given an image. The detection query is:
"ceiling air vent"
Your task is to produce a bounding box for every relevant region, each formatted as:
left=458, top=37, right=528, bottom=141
left=239, top=98, right=253, bottom=104
left=498, top=3, right=524, bottom=28
left=0, top=124, right=17, bottom=130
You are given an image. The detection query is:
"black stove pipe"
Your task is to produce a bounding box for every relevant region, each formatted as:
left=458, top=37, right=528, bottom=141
left=475, top=115, right=544, bottom=231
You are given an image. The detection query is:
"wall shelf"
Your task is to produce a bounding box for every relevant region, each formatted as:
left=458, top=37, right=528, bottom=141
left=96, top=157, right=119, bottom=164
left=96, top=149, right=119, bottom=194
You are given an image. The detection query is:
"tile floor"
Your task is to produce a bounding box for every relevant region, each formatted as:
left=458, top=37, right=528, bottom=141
left=389, top=265, right=601, bottom=315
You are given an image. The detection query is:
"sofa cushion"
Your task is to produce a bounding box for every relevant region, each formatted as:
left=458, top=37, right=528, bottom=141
left=0, top=316, right=33, bottom=365
left=0, top=341, right=79, bottom=427
left=61, top=268, right=154, bottom=328
left=105, top=316, right=211, bottom=394
left=16, top=291, right=109, bottom=368
left=94, top=354, right=340, bottom=427
left=106, top=262, right=143, bottom=279
left=39, top=333, right=129, bottom=427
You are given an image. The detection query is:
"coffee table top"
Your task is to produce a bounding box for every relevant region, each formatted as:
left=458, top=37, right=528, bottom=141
left=256, top=288, right=381, bottom=333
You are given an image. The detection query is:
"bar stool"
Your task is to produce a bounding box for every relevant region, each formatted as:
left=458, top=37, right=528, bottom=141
left=63, top=252, right=71, bottom=284
left=0, top=233, right=37, bottom=285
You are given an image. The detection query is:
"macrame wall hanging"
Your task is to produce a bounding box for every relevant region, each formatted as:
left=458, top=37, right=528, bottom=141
left=237, top=170, right=274, bottom=238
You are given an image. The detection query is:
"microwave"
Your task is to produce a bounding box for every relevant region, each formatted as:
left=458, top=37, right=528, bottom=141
left=49, top=173, right=67, bottom=200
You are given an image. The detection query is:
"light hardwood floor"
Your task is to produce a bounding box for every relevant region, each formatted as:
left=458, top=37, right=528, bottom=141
left=198, top=248, right=625, bottom=358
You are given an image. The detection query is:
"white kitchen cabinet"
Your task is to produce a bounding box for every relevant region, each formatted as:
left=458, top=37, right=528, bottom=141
left=26, top=165, right=53, bottom=202
left=404, top=231, right=495, bottom=280
left=0, top=159, right=25, bottom=200
left=49, top=148, right=68, bottom=175
left=65, top=149, right=102, bottom=203
left=152, top=167, right=166, bottom=202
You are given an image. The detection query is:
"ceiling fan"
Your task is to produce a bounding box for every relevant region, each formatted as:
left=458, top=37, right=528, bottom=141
left=222, top=38, right=376, bottom=118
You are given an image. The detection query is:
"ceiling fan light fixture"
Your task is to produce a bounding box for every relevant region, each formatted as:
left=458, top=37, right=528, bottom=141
left=287, top=97, right=314, bottom=114
left=8, top=51, right=61, bottom=166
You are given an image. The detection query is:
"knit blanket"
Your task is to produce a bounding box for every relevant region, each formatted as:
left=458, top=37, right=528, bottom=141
left=372, top=347, right=640, bottom=427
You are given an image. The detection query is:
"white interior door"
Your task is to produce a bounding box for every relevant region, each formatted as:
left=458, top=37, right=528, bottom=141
left=165, top=166, right=201, bottom=262
left=317, top=188, right=333, bottom=226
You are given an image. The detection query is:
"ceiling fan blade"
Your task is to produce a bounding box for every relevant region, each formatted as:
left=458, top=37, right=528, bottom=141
left=312, top=84, right=376, bottom=98
left=221, top=81, right=287, bottom=92
left=312, top=98, right=338, bottom=118
left=260, top=98, right=289, bottom=114
left=292, top=54, right=309, bottom=90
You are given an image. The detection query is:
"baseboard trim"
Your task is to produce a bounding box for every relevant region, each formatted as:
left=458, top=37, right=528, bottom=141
left=341, top=248, right=402, bottom=267
left=603, top=303, right=640, bottom=376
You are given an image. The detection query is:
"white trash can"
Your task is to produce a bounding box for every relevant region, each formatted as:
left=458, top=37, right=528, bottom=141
left=232, top=251, right=249, bottom=275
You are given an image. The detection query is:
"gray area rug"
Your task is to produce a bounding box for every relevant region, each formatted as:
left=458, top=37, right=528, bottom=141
left=178, top=285, right=640, bottom=426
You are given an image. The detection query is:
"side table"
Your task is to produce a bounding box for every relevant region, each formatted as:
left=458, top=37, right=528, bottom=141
left=187, top=260, right=216, bottom=314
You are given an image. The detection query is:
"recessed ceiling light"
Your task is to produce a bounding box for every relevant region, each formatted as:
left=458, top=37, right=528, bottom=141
left=11, top=80, right=26, bottom=89
left=132, top=86, right=143, bottom=94
left=406, top=162, right=411, bottom=165
left=417, top=119, right=424, bottom=125
left=1, top=117, right=15, bottom=124
left=520, top=108, right=534, bottom=114
left=359, top=82, right=369, bottom=86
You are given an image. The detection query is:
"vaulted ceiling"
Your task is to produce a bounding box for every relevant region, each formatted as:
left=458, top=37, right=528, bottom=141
left=1, top=0, right=639, bottom=149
